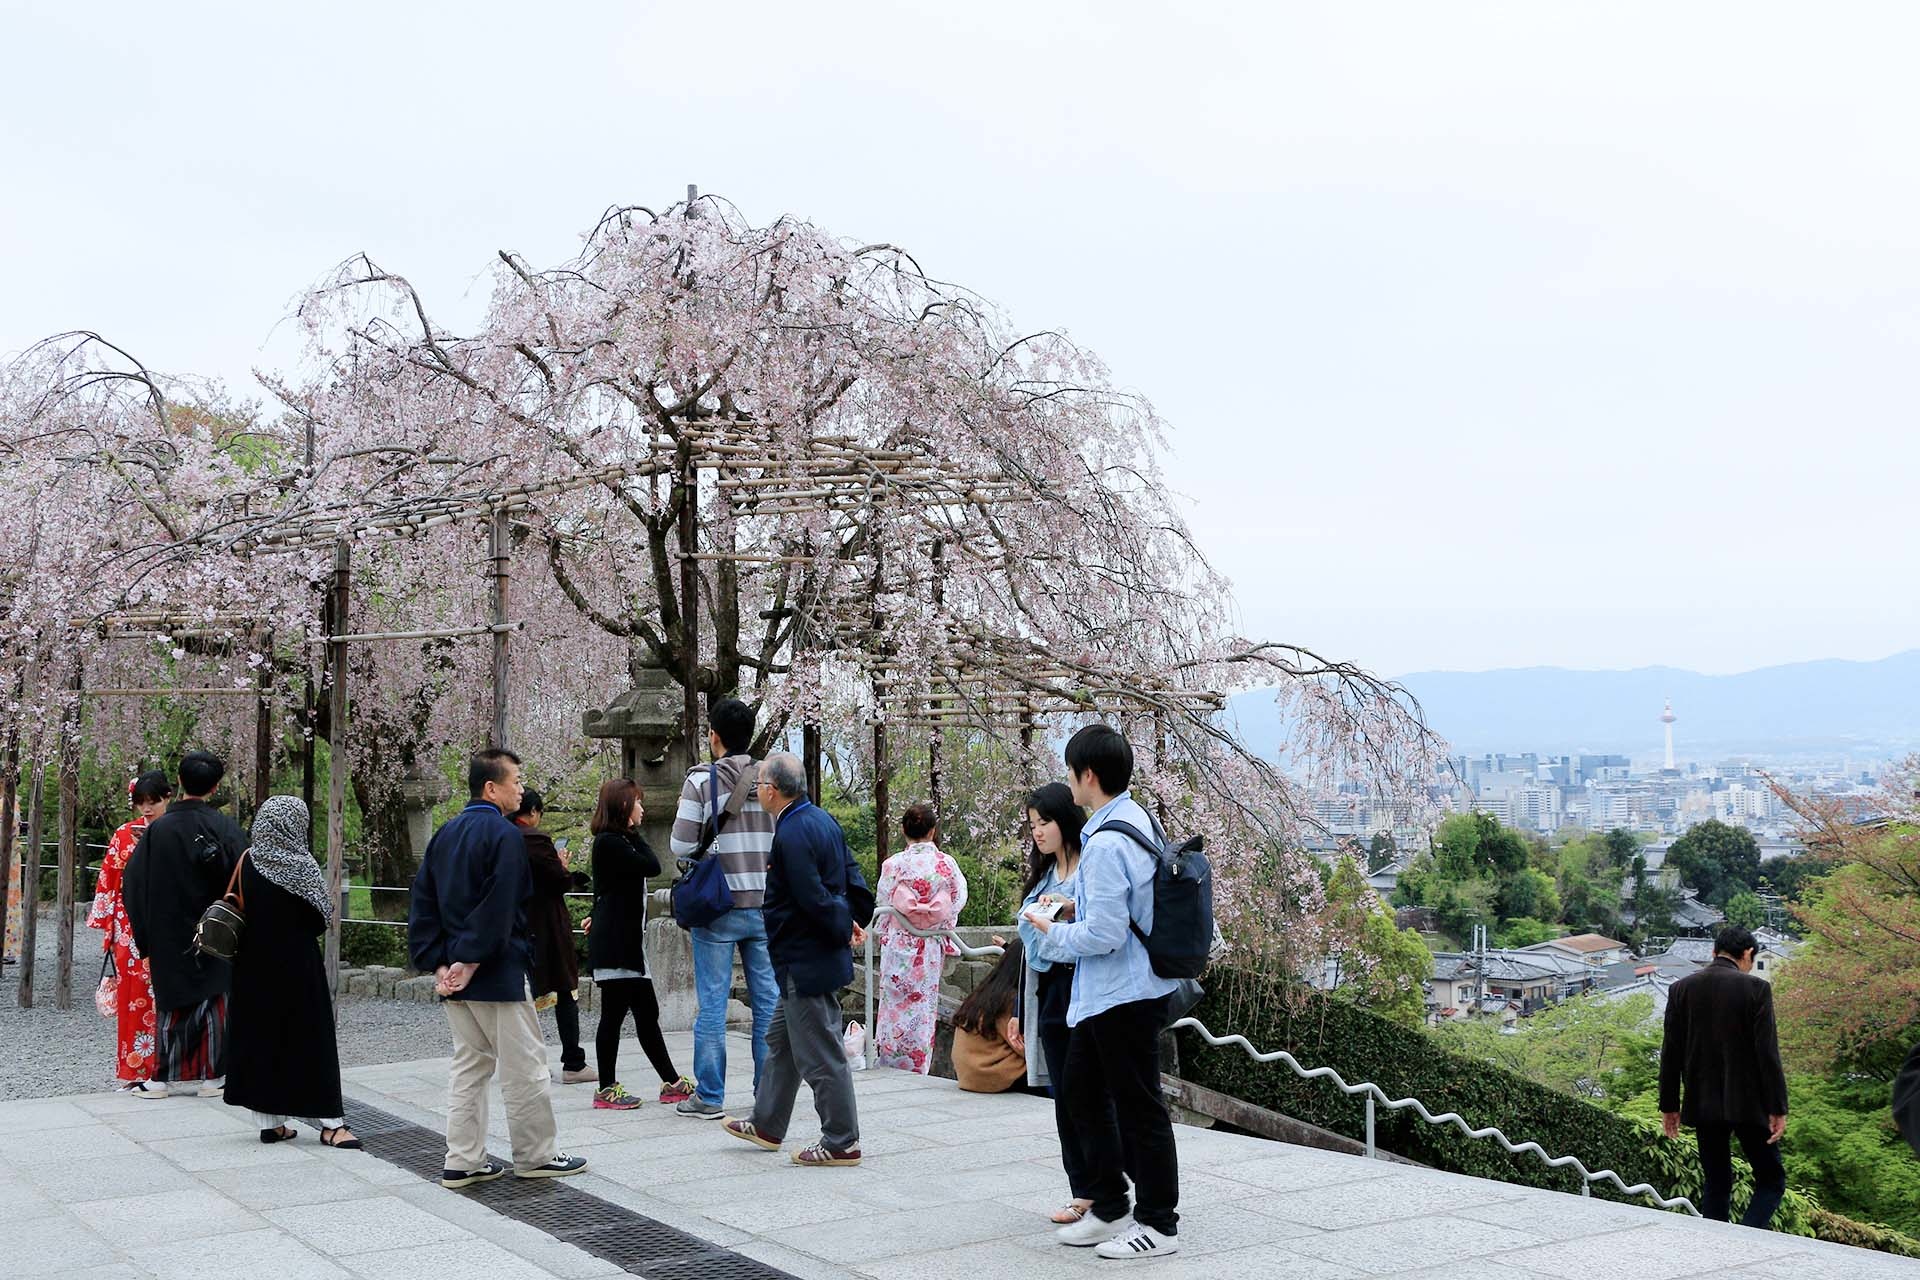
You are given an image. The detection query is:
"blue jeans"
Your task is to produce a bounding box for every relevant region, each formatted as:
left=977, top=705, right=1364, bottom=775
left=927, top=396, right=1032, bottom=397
left=691, top=909, right=779, bottom=1106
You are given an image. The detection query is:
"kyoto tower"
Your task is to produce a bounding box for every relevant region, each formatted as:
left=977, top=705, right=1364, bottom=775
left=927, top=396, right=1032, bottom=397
left=1661, top=699, right=1677, bottom=771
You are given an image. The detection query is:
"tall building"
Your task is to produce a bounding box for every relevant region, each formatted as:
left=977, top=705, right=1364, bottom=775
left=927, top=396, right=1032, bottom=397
left=1661, top=699, right=1677, bottom=772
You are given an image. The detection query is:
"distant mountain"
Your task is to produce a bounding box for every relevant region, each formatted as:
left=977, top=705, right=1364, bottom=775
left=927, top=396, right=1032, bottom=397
left=1224, top=650, right=1920, bottom=760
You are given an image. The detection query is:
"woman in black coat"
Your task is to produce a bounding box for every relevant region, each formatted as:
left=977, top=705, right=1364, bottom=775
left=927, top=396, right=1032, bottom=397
left=586, top=777, right=691, bottom=1111
left=512, top=789, right=591, bottom=1084
left=223, top=796, right=359, bottom=1148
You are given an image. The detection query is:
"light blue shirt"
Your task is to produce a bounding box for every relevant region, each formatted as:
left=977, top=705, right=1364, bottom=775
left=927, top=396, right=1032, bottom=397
left=1018, top=863, right=1080, bottom=971
left=1044, top=791, right=1178, bottom=1026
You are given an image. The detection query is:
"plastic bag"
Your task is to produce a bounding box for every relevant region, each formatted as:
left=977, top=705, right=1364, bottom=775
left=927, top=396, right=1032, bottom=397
left=842, top=1020, right=867, bottom=1068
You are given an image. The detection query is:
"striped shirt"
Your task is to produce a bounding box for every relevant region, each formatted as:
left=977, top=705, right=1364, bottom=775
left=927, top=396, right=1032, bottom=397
left=667, top=754, right=775, bottom=910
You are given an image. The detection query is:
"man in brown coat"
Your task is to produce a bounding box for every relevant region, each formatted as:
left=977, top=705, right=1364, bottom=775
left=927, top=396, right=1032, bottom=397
left=1659, top=924, right=1790, bottom=1227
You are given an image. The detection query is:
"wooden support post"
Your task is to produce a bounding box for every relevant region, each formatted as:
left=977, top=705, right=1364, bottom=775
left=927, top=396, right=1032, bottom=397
left=17, top=757, right=43, bottom=1008
left=803, top=723, right=822, bottom=805
left=303, top=590, right=320, bottom=848
left=489, top=508, right=511, bottom=751
left=677, top=442, right=701, bottom=763
left=0, top=709, right=15, bottom=968
left=928, top=540, right=945, bottom=817
left=1020, top=711, right=1038, bottom=781
left=255, top=628, right=273, bottom=809
left=55, top=667, right=80, bottom=1009
left=324, top=538, right=351, bottom=994
left=874, top=709, right=891, bottom=865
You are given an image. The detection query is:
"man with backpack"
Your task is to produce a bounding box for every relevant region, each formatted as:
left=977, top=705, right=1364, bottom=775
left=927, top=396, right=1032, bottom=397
left=667, top=698, right=780, bottom=1118
left=1024, top=724, right=1183, bottom=1259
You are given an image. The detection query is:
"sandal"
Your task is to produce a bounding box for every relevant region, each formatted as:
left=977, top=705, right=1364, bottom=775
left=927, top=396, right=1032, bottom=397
left=320, top=1126, right=363, bottom=1150
left=1049, top=1201, right=1092, bottom=1224
left=260, top=1125, right=297, bottom=1144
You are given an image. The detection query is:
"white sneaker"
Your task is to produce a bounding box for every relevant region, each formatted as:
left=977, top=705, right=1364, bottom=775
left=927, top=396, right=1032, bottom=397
left=1095, top=1223, right=1180, bottom=1260
left=1056, top=1212, right=1132, bottom=1247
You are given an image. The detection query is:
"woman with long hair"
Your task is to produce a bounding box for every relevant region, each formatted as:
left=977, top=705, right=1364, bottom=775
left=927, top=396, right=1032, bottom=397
left=951, top=938, right=1032, bottom=1092
left=1015, top=781, right=1094, bottom=1224
left=87, top=770, right=171, bottom=1091
left=873, top=803, right=968, bottom=1074
left=587, top=778, right=694, bottom=1110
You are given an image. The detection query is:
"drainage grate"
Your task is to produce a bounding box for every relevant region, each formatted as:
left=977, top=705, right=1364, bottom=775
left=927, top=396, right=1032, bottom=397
left=342, top=1098, right=800, bottom=1280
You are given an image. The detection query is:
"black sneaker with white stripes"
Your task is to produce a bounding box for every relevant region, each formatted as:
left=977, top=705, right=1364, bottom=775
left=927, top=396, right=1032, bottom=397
left=1095, top=1222, right=1180, bottom=1260
left=440, top=1158, right=507, bottom=1189
left=515, top=1152, right=588, bottom=1179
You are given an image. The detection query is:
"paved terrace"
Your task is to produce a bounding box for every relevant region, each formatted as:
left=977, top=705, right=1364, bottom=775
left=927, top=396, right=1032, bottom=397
left=3, top=1029, right=1913, bottom=1280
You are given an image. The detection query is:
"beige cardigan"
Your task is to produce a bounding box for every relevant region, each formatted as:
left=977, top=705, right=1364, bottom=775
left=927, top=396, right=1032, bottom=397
left=953, top=1016, right=1027, bottom=1093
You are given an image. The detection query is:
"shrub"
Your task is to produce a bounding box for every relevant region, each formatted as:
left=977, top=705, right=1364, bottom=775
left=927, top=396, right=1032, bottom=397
left=338, top=921, right=409, bottom=969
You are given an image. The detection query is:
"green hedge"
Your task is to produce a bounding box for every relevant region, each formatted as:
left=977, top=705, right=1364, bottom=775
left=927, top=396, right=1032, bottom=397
left=1177, top=969, right=1920, bottom=1257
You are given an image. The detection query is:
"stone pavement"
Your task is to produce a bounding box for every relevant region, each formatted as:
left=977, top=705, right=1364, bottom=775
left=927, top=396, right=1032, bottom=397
left=4, top=1029, right=1915, bottom=1280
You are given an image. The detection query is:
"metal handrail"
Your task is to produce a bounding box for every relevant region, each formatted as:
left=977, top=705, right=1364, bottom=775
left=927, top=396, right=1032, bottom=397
left=1172, top=1016, right=1699, bottom=1215
left=858, top=907, right=1003, bottom=1069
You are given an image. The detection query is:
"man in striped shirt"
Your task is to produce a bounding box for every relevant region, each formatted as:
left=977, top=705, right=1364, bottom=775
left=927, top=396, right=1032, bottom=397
left=668, top=698, right=781, bottom=1117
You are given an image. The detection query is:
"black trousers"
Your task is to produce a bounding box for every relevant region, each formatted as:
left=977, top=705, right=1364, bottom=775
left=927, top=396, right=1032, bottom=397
left=1064, top=994, right=1179, bottom=1235
left=1036, top=966, right=1092, bottom=1200
left=596, top=978, right=680, bottom=1088
left=550, top=989, right=585, bottom=1072
left=1696, top=1122, right=1786, bottom=1227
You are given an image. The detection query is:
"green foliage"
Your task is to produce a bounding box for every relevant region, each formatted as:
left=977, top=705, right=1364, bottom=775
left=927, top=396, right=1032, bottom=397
left=1435, top=812, right=1529, bottom=879
left=1494, top=916, right=1562, bottom=949
left=1667, top=819, right=1762, bottom=907
left=1723, top=889, right=1768, bottom=931
left=1602, top=827, right=1641, bottom=871
left=1432, top=993, right=1660, bottom=1106
left=1497, top=866, right=1561, bottom=922
left=1180, top=970, right=1920, bottom=1255
left=1325, top=858, right=1431, bottom=1029
left=1781, top=1073, right=1920, bottom=1237
left=339, top=921, right=409, bottom=969
left=1760, top=853, right=1840, bottom=904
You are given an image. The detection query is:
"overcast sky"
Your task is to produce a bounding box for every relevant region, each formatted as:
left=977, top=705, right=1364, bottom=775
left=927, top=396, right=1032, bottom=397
left=5, top=2, right=1915, bottom=678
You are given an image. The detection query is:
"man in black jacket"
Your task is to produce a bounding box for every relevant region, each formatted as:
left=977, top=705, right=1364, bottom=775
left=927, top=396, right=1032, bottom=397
left=122, top=750, right=245, bottom=1098
left=1660, top=924, right=1790, bottom=1227
left=722, top=752, right=867, bottom=1167
left=410, top=749, right=585, bottom=1189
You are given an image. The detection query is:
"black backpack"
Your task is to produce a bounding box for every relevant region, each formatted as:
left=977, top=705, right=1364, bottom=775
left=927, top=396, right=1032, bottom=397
left=1103, top=818, right=1214, bottom=980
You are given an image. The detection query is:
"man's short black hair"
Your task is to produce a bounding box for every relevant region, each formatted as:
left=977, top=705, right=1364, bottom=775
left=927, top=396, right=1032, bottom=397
left=179, top=751, right=225, bottom=798
left=709, top=697, right=756, bottom=755
left=468, top=748, right=521, bottom=799
left=514, top=788, right=544, bottom=819
left=1714, top=924, right=1759, bottom=961
left=1064, top=724, right=1133, bottom=796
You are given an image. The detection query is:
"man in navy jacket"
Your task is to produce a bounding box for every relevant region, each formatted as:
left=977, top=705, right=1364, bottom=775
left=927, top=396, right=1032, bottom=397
left=409, top=749, right=585, bottom=1189
left=723, top=751, right=867, bottom=1167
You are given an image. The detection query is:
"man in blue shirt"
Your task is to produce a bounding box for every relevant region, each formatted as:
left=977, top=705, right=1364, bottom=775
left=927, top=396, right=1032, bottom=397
left=1025, top=725, right=1181, bottom=1259
left=409, top=748, right=586, bottom=1189
left=722, top=751, right=866, bottom=1167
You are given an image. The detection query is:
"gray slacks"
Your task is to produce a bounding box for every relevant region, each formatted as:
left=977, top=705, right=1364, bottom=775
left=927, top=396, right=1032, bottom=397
left=750, top=978, right=859, bottom=1152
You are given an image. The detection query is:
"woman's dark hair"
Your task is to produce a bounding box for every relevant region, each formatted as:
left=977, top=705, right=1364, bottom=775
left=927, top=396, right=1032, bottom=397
left=131, top=770, right=173, bottom=805
left=709, top=698, right=756, bottom=754
left=1064, top=724, right=1132, bottom=796
left=590, top=778, right=640, bottom=836
left=952, top=938, right=1026, bottom=1037
left=1022, top=782, right=1086, bottom=897
left=901, top=803, right=938, bottom=842
left=514, top=789, right=544, bottom=820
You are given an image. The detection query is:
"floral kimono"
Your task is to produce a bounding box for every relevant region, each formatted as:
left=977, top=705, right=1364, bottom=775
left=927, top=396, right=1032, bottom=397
left=87, top=817, right=157, bottom=1082
left=873, top=841, right=968, bottom=1074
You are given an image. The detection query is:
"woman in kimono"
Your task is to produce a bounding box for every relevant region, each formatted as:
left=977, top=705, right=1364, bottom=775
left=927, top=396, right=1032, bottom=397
left=87, top=770, right=171, bottom=1089
left=1015, top=782, right=1093, bottom=1224
left=873, top=804, right=968, bottom=1074
left=223, top=796, right=359, bottom=1148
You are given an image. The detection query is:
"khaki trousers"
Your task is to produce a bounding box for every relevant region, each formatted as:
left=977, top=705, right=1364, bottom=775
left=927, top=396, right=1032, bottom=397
left=443, top=998, right=559, bottom=1173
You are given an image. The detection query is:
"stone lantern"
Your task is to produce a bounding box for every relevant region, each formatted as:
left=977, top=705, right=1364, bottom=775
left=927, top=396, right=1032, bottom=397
left=581, top=668, right=694, bottom=863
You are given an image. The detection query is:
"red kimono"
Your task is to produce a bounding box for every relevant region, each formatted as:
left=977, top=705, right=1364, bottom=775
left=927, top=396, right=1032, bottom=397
left=87, top=818, right=158, bottom=1082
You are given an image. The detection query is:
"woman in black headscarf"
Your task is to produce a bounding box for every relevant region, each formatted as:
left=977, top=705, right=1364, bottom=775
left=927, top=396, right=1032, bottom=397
left=223, top=796, right=359, bottom=1148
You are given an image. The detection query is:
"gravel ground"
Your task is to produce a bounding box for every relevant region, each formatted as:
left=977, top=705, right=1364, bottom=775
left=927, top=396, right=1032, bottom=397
left=0, top=908, right=450, bottom=1101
